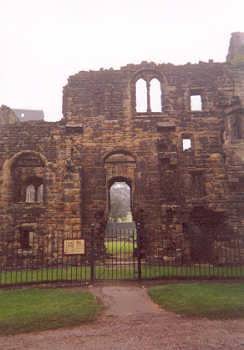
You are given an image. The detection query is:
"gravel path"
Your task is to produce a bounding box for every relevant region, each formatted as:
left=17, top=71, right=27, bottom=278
left=0, top=285, right=244, bottom=350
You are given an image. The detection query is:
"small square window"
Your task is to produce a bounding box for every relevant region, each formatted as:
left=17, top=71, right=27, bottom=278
left=191, top=95, right=202, bottom=111
left=182, top=138, right=192, bottom=151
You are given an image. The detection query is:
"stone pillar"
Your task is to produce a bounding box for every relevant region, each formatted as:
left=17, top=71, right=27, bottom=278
left=63, top=163, right=82, bottom=240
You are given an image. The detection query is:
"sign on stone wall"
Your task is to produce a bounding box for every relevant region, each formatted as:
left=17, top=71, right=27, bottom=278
left=64, top=239, right=85, bottom=255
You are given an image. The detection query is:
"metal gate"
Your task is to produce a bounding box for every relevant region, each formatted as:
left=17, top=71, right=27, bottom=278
left=92, top=222, right=140, bottom=281
left=0, top=222, right=244, bottom=287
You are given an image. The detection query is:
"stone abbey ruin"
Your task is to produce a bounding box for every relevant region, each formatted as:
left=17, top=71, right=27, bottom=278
left=0, top=32, right=244, bottom=268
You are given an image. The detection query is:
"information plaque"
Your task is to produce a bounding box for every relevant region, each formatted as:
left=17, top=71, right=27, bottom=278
left=64, top=239, right=85, bottom=255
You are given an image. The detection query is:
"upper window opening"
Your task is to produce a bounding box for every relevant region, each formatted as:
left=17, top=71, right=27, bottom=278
left=135, top=73, right=163, bottom=114
left=182, top=138, right=192, bottom=151
left=26, top=184, right=36, bottom=203
left=150, top=78, right=162, bottom=112
left=191, top=95, right=202, bottom=111
left=25, top=179, right=44, bottom=203
left=136, top=79, right=147, bottom=112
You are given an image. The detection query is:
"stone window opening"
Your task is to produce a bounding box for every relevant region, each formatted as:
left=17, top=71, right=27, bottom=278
left=26, top=184, right=36, bottom=203
left=182, top=138, right=192, bottom=152
left=136, top=79, right=147, bottom=112
left=135, top=77, right=163, bottom=113
left=19, top=227, right=33, bottom=250
left=150, top=78, right=162, bottom=112
left=25, top=178, right=44, bottom=203
left=190, top=92, right=203, bottom=111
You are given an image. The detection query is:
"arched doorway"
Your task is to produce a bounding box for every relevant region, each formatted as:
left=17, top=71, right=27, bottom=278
left=108, top=177, right=133, bottom=223
left=97, top=152, right=138, bottom=279
left=104, top=177, right=137, bottom=274
left=104, top=151, right=137, bottom=220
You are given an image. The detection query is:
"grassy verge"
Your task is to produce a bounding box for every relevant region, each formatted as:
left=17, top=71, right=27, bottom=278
left=148, top=282, right=244, bottom=319
left=0, top=288, right=102, bottom=335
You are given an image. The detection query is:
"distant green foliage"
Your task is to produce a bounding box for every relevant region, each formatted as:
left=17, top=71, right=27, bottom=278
left=0, top=288, right=102, bottom=335
left=148, top=283, right=244, bottom=319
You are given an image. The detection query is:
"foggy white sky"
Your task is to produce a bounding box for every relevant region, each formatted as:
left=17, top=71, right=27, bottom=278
left=0, top=0, right=243, bottom=121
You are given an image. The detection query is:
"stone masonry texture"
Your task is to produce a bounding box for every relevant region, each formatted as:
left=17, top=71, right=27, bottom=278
left=0, top=32, right=244, bottom=266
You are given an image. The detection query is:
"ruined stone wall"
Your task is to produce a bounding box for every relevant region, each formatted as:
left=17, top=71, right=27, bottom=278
left=62, top=61, right=242, bottom=261
left=0, top=36, right=244, bottom=265
left=0, top=120, right=83, bottom=266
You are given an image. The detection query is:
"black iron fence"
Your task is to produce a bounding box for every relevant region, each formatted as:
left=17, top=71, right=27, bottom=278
left=0, top=223, right=243, bottom=287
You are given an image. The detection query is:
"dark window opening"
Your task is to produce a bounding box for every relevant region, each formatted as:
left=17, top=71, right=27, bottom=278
left=20, top=228, right=33, bottom=249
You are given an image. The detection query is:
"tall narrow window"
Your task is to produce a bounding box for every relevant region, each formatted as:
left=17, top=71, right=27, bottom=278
left=150, top=78, right=162, bottom=112
left=26, top=184, right=35, bottom=203
left=191, top=95, right=202, bottom=111
left=20, top=228, right=33, bottom=249
left=37, top=184, right=44, bottom=202
left=136, top=79, right=147, bottom=112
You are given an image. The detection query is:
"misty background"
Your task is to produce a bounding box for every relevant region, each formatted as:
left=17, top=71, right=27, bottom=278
left=0, top=0, right=244, bottom=121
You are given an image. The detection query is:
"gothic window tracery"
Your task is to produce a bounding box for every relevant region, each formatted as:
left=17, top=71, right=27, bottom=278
left=135, top=73, right=163, bottom=113
left=24, top=178, right=44, bottom=203
left=11, top=152, right=46, bottom=203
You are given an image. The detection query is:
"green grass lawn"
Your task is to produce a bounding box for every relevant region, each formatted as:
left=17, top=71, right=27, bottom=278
left=105, top=240, right=135, bottom=255
left=148, top=282, right=244, bottom=319
left=0, top=288, right=102, bottom=335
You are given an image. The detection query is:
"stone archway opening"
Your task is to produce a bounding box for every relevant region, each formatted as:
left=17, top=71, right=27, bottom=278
left=104, top=177, right=137, bottom=268
left=108, top=178, right=133, bottom=223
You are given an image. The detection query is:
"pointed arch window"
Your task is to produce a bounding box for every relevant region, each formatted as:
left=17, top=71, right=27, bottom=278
left=135, top=75, right=163, bottom=113
left=25, top=179, right=44, bottom=203
left=136, top=79, right=147, bottom=112
left=26, top=185, right=36, bottom=203
left=150, top=78, right=162, bottom=112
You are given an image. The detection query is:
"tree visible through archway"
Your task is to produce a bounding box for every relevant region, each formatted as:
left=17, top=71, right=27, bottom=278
left=109, top=181, right=132, bottom=222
